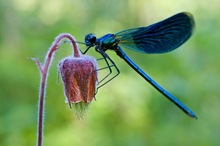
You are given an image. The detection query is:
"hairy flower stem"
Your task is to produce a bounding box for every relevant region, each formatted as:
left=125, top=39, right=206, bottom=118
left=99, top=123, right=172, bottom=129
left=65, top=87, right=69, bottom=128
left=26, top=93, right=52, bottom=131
left=33, top=33, right=80, bottom=146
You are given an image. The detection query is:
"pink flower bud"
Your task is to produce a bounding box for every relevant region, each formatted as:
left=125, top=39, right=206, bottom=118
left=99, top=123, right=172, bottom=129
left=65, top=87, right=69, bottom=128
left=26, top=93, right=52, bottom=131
left=59, top=55, right=98, bottom=118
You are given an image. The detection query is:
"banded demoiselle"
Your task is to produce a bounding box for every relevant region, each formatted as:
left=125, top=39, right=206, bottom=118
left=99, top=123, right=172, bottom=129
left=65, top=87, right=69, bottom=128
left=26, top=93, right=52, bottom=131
left=83, top=12, right=197, bottom=119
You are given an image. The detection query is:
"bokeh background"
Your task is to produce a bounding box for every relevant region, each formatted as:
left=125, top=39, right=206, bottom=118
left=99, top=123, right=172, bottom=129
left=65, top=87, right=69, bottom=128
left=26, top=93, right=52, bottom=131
left=0, top=0, right=219, bottom=146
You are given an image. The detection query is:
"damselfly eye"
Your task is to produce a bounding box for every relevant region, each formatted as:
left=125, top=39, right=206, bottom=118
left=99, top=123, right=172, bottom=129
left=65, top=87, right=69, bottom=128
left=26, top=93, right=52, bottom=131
left=85, top=33, right=96, bottom=47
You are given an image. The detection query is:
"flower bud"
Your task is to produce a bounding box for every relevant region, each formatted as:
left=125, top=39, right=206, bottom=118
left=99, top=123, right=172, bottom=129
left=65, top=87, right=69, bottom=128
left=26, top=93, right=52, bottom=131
left=59, top=55, right=98, bottom=118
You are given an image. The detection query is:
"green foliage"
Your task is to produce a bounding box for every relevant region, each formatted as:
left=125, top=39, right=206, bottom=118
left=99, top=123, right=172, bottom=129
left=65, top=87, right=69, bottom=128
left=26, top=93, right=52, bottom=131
left=0, top=0, right=220, bottom=146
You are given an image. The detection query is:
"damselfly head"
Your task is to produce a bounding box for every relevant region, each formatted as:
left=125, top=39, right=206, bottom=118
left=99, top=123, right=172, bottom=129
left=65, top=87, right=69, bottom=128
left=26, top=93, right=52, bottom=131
left=85, top=33, right=96, bottom=47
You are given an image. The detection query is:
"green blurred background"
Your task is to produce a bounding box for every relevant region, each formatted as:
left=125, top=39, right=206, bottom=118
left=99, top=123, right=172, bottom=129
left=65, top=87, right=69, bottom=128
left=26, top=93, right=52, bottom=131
left=0, top=0, right=219, bottom=146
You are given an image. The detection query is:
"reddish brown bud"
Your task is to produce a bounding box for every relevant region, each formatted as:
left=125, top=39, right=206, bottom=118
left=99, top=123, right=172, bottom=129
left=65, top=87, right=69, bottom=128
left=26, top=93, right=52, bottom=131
left=59, top=55, right=98, bottom=117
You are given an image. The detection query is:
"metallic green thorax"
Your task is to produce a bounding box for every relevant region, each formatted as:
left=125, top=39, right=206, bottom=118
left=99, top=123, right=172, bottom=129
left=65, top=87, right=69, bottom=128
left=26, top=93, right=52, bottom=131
left=98, top=34, right=119, bottom=51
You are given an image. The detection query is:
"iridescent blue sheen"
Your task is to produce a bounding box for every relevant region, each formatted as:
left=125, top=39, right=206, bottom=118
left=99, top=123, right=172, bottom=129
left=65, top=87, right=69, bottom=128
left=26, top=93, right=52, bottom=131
left=84, top=12, right=197, bottom=119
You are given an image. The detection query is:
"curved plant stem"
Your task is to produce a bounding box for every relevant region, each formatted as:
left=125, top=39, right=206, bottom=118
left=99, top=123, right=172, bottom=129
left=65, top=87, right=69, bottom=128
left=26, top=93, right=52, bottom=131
left=32, top=33, right=80, bottom=146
